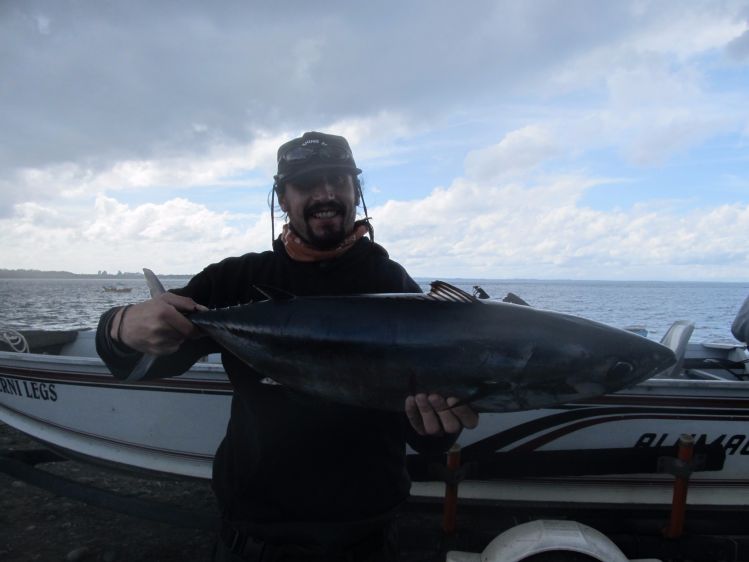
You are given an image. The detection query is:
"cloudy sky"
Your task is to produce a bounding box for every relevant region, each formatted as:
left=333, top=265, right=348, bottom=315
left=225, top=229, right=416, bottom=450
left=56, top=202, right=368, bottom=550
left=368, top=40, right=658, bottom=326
left=2, top=1, right=748, bottom=280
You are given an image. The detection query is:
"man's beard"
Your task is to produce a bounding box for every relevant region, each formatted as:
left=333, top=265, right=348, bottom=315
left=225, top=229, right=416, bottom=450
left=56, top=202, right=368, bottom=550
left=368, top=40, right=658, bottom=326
left=303, top=201, right=350, bottom=249
left=306, top=226, right=347, bottom=249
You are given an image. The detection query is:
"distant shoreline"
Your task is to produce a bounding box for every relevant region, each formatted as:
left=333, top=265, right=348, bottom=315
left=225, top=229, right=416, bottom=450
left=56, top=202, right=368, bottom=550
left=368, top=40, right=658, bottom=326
left=1, top=269, right=746, bottom=284
left=0, top=269, right=193, bottom=280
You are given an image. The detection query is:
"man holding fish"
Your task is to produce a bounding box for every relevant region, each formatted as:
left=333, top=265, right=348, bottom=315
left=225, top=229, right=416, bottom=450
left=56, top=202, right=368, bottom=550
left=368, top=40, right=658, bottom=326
left=96, top=131, right=479, bottom=561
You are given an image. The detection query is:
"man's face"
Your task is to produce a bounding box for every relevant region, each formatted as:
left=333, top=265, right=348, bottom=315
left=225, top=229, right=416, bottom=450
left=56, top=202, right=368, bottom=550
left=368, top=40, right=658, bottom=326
left=280, top=172, right=358, bottom=249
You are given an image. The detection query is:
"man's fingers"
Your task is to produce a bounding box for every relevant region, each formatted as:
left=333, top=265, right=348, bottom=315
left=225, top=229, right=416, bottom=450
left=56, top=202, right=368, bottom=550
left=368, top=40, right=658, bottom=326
left=406, top=394, right=480, bottom=436
left=161, top=306, right=201, bottom=338
left=405, top=396, right=426, bottom=436
left=428, top=394, right=462, bottom=434
left=160, top=294, right=209, bottom=339
left=415, top=393, right=443, bottom=436
left=119, top=295, right=206, bottom=353
left=446, top=397, right=479, bottom=429
left=156, top=294, right=206, bottom=338
left=160, top=292, right=209, bottom=313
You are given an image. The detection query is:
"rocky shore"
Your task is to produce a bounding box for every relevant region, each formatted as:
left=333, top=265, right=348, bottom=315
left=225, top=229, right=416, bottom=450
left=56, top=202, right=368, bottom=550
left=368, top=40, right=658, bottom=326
left=0, top=422, right=218, bottom=562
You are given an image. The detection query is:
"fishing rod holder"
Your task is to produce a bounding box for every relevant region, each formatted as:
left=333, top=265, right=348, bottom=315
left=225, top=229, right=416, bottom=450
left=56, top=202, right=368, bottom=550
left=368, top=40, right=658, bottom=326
left=657, top=451, right=706, bottom=479
left=663, top=434, right=695, bottom=540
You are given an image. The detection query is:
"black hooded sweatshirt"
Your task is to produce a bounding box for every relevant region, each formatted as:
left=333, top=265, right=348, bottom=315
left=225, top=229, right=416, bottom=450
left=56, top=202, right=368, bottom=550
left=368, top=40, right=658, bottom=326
left=96, top=237, right=453, bottom=541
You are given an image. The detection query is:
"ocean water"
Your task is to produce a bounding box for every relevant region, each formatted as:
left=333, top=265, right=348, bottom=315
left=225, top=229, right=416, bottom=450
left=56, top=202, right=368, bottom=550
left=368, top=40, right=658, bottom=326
left=0, top=277, right=747, bottom=344
left=427, top=279, right=748, bottom=343
left=0, top=278, right=190, bottom=332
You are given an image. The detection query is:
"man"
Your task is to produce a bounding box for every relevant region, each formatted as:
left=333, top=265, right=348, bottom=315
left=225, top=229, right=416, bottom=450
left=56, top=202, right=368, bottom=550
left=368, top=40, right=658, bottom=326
left=96, top=131, right=478, bottom=561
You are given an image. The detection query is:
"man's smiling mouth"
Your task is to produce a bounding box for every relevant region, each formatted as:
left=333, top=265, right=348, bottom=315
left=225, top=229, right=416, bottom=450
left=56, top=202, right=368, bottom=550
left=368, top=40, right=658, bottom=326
left=307, top=203, right=343, bottom=220
left=312, top=209, right=338, bottom=219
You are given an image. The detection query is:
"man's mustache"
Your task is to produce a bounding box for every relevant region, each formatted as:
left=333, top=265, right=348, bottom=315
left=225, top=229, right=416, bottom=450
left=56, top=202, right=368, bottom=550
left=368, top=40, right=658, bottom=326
left=304, top=201, right=345, bottom=219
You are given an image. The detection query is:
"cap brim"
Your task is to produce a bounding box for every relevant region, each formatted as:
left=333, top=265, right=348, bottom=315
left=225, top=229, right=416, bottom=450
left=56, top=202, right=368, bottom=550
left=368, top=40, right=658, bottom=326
left=275, top=163, right=362, bottom=184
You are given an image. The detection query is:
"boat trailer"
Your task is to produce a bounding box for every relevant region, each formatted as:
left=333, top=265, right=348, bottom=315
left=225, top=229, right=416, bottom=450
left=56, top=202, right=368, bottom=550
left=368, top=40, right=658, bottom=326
left=4, top=435, right=749, bottom=561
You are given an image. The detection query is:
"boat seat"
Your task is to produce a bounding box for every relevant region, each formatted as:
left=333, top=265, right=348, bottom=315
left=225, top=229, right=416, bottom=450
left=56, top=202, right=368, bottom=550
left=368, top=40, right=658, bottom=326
left=653, top=320, right=695, bottom=379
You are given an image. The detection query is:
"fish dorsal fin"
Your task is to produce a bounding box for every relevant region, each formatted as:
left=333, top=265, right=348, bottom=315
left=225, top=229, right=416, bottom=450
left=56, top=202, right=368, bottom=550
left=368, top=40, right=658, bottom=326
left=253, top=285, right=296, bottom=301
left=427, top=281, right=480, bottom=303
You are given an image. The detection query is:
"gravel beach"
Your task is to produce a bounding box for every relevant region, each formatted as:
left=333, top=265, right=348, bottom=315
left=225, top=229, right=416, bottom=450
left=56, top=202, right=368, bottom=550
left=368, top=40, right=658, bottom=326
left=0, top=421, right=450, bottom=562
left=0, top=421, right=218, bottom=562
left=4, top=419, right=721, bottom=562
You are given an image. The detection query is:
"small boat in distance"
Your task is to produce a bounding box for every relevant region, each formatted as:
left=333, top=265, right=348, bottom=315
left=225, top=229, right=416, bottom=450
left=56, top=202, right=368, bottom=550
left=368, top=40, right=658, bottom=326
left=102, top=286, right=132, bottom=293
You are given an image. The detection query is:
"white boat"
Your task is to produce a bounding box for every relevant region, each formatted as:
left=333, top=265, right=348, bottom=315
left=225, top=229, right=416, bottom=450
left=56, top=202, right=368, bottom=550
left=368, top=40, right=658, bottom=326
left=0, top=329, right=228, bottom=479
left=1, top=323, right=748, bottom=511
left=102, top=286, right=133, bottom=293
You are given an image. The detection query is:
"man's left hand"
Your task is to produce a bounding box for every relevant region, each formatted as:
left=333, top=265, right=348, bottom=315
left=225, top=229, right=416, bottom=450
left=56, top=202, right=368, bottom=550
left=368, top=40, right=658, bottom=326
left=405, top=393, right=479, bottom=436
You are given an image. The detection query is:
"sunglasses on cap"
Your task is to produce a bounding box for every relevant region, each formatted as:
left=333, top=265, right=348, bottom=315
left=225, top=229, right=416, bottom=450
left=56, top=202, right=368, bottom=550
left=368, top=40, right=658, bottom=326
left=278, top=143, right=354, bottom=164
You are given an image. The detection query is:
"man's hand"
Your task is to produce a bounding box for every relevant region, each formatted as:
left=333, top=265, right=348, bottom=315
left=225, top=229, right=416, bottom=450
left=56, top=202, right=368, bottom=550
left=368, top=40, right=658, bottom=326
left=111, top=293, right=208, bottom=355
left=405, top=393, right=479, bottom=436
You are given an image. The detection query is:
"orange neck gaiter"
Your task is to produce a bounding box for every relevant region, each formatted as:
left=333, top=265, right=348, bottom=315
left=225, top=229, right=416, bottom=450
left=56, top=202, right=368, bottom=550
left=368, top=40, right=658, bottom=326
left=281, top=222, right=370, bottom=262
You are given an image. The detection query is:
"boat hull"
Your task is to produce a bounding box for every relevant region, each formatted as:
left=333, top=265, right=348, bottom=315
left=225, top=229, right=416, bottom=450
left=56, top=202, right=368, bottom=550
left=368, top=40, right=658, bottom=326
left=1, top=331, right=748, bottom=508
left=413, top=383, right=749, bottom=508
left=0, top=337, right=230, bottom=479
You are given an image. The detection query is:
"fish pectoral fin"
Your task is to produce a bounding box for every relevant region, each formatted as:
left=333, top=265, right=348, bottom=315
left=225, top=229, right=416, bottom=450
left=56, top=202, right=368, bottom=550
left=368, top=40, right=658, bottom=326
left=143, top=268, right=166, bottom=298
left=252, top=285, right=297, bottom=302
left=427, top=281, right=480, bottom=303
left=442, top=379, right=514, bottom=411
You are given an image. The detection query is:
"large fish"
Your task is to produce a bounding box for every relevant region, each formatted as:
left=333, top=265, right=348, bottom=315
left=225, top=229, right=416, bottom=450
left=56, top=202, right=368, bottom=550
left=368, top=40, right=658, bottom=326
left=187, top=281, right=676, bottom=412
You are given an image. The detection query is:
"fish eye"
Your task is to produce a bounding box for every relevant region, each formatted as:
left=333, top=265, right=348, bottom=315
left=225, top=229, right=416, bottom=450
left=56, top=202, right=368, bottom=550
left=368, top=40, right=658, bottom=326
left=608, top=361, right=634, bottom=379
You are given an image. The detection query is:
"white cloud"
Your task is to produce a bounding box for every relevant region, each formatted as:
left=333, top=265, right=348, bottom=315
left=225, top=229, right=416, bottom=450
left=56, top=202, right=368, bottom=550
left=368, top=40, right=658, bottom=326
left=1, top=195, right=271, bottom=273
left=726, top=28, right=749, bottom=61
left=79, top=133, right=284, bottom=194
left=0, top=111, right=424, bottom=217
left=82, top=196, right=235, bottom=242
left=2, top=152, right=747, bottom=280
left=32, top=13, right=52, bottom=35
left=2, top=1, right=748, bottom=281
left=4, top=1, right=742, bottom=173
left=626, top=3, right=746, bottom=59
left=374, top=167, right=749, bottom=281
left=0, top=132, right=288, bottom=216
left=464, top=125, right=561, bottom=182
left=595, top=55, right=737, bottom=164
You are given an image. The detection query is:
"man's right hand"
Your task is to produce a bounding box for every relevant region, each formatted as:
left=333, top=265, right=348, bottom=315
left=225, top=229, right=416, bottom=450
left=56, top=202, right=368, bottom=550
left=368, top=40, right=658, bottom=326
left=111, top=293, right=208, bottom=355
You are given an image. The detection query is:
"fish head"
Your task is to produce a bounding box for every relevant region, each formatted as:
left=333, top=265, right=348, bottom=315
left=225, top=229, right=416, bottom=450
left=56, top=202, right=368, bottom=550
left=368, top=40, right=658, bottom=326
left=476, top=323, right=679, bottom=412
left=564, top=335, right=677, bottom=398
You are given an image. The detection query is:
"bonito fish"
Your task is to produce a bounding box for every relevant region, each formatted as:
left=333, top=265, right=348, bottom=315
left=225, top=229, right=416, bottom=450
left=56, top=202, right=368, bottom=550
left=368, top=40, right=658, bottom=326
left=187, top=281, right=676, bottom=412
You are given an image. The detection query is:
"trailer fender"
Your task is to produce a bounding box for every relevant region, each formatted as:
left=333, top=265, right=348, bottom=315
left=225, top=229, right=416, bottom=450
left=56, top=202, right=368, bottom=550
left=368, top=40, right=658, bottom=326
left=445, top=519, right=662, bottom=562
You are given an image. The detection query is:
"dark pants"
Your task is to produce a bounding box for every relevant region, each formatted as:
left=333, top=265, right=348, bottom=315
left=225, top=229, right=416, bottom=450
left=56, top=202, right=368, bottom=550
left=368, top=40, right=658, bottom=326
left=212, top=521, right=398, bottom=562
